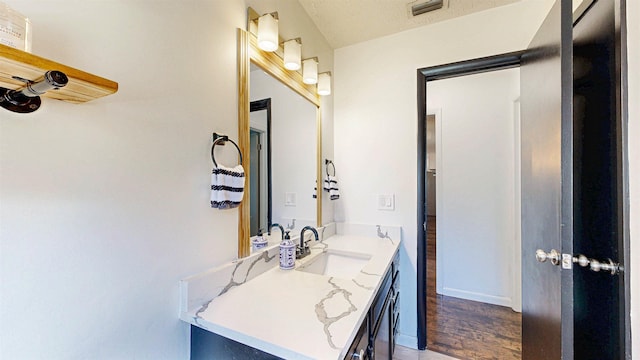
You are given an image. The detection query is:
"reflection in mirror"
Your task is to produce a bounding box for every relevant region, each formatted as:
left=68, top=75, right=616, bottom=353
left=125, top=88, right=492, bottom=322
left=250, top=68, right=317, bottom=237
left=249, top=98, right=272, bottom=235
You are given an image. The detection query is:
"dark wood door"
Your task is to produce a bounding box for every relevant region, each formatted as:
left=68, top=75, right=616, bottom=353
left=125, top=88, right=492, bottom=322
left=522, top=0, right=627, bottom=358
left=572, top=0, right=626, bottom=357
left=520, top=0, right=573, bottom=358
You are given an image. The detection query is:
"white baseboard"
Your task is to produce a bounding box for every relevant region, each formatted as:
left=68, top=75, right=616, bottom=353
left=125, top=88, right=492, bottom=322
left=395, top=332, right=418, bottom=349
left=441, top=287, right=512, bottom=308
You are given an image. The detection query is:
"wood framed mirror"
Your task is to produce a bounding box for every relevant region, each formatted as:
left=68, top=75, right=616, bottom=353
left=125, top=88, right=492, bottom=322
left=236, top=26, right=322, bottom=258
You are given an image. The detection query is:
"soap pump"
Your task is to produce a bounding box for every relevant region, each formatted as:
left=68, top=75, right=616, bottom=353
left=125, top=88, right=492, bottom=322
left=279, top=231, right=296, bottom=270
left=252, top=228, right=268, bottom=251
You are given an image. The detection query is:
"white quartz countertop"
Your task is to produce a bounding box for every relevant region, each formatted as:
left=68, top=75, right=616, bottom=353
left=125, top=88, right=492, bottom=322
left=181, top=234, right=400, bottom=360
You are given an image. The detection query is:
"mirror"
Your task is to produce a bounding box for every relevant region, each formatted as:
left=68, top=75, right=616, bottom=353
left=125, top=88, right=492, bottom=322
left=250, top=69, right=318, bottom=237
left=236, top=28, right=322, bottom=258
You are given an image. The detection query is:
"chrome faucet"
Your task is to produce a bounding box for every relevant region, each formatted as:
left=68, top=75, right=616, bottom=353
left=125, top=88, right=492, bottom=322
left=268, top=223, right=285, bottom=240
left=296, top=226, right=318, bottom=259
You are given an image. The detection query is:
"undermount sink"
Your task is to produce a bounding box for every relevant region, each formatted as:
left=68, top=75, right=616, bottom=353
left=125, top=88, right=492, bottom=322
left=297, top=249, right=372, bottom=278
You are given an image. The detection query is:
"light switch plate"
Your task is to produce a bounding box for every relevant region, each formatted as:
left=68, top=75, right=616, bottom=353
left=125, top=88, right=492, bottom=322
left=285, top=192, right=296, bottom=206
left=377, top=194, right=395, bottom=211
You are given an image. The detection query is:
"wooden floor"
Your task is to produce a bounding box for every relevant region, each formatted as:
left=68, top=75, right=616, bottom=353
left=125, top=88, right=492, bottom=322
left=426, top=216, right=522, bottom=360
left=393, top=345, right=458, bottom=360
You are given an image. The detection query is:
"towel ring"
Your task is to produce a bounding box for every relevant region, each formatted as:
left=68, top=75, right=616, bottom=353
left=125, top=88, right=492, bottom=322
left=325, top=159, right=336, bottom=177
left=211, top=133, right=243, bottom=168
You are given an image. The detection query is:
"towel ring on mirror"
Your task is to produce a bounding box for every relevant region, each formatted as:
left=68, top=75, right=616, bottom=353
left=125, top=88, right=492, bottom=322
left=211, top=133, right=243, bottom=167
left=325, top=159, right=335, bottom=177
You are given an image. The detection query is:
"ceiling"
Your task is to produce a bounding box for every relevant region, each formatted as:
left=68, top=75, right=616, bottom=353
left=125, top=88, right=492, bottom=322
left=297, top=0, right=521, bottom=49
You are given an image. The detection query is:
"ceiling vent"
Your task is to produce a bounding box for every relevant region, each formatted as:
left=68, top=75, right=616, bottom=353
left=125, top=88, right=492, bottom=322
left=411, top=0, right=444, bottom=16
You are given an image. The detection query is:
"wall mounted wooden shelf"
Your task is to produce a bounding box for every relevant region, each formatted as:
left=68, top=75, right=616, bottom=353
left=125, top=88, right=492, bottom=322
left=0, top=44, right=118, bottom=104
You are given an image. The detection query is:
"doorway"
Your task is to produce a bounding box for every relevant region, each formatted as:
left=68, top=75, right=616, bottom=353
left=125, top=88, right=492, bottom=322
left=416, top=0, right=630, bottom=357
left=249, top=98, right=272, bottom=236
left=416, top=50, right=524, bottom=351
left=424, top=67, right=523, bottom=359
left=249, top=129, right=263, bottom=235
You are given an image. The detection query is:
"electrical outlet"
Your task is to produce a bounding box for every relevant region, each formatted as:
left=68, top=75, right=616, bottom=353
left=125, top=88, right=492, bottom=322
left=377, top=194, right=395, bottom=211
left=285, top=192, right=297, bottom=206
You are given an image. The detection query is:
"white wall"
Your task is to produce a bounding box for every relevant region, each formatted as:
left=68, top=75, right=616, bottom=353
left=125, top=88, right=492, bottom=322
left=627, top=0, right=639, bottom=357
left=0, top=0, right=333, bottom=359
left=427, top=68, right=520, bottom=308
left=333, top=0, right=554, bottom=347
left=0, top=1, right=245, bottom=358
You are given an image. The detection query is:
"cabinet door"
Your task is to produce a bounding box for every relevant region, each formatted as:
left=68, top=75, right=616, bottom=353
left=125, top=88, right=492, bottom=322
left=345, top=317, right=369, bottom=360
left=373, top=294, right=392, bottom=359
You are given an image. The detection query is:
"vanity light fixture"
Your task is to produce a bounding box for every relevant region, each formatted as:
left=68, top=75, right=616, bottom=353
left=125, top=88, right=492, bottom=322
left=317, top=72, right=331, bottom=96
left=283, top=38, right=302, bottom=70
left=257, top=12, right=279, bottom=52
left=302, top=57, right=318, bottom=85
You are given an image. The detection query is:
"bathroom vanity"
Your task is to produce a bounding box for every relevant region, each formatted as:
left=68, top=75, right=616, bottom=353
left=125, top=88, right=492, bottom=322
left=179, top=225, right=401, bottom=360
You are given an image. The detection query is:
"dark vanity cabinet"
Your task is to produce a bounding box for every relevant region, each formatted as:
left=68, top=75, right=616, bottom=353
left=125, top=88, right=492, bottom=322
left=345, top=251, right=400, bottom=360
left=191, top=325, right=282, bottom=360
left=344, top=317, right=369, bottom=359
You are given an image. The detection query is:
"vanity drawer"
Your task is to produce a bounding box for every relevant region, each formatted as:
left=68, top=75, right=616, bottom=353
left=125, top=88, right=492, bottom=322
left=391, top=290, right=400, bottom=330
left=391, top=252, right=400, bottom=294
left=393, top=308, right=400, bottom=334
left=391, top=316, right=399, bottom=355
left=392, top=291, right=400, bottom=330
left=370, top=269, right=393, bottom=331
left=391, top=251, right=400, bottom=278
left=391, top=291, right=400, bottom=357
left=391, top=289, right=400, bottom=311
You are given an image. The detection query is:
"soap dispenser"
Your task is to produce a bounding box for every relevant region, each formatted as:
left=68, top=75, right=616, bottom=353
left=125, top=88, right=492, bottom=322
left=252, top=228, right=268, bottom=251
left=279, top=231, right=296, bottom=270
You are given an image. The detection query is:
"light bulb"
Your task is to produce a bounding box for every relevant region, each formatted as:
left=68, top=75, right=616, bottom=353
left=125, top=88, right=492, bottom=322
left=257, top=13, right=278, bottom=52
left=302, top=58, right=318, bottom=85
left=317, top=73, right=331, bottom=96
left=283, top=39, right=301, bottom=70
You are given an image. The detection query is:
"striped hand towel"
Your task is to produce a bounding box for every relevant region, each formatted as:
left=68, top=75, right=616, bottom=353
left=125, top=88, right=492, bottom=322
left=210, top=164, right=245, bottom=209
left=326, top=175, right=340, bottom=200
left=313, top=181, right=317, bottom=199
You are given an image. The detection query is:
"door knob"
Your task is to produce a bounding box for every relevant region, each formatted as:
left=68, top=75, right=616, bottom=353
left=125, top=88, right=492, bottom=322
left=572, top=254, right=622, bottom=275
left=536, top=249, right=561, bottom=265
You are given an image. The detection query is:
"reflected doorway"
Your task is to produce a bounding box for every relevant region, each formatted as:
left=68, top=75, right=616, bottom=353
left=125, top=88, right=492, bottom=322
left=249, top=99, right=272, bottom=236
